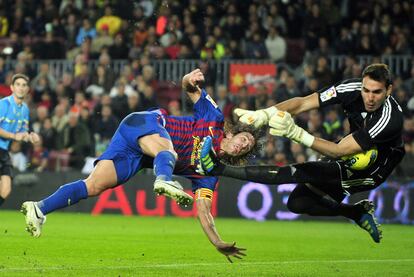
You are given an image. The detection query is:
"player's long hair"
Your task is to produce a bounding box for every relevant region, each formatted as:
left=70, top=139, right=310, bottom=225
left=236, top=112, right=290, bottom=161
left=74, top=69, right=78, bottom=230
left=220, top=121, right=265, bottom=166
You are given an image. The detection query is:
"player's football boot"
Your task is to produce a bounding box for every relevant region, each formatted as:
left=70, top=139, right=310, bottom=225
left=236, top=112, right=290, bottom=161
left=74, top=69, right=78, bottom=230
left=355, top=200, right=382, bottom=243
left=153, top=179, right=193, bottom=206
left=21, top=201, right=46, bottom=238
left=197, top=136, right=219, bottom=175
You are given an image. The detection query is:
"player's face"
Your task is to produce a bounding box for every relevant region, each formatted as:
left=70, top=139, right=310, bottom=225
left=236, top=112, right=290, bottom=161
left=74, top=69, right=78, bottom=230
left=361, top=76, right=391, bottom=112
left=11, top=78, right=30, bottom=100
left=225, top=132, right=255, bottom=156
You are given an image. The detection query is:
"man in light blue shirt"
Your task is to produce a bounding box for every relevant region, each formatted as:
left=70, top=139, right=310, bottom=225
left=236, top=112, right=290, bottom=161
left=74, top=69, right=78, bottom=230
left=0, top=74, right=40, bottom=206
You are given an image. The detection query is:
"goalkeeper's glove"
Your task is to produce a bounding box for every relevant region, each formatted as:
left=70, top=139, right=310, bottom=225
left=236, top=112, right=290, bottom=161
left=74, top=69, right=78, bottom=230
left=269, top=111, right=315, bottom=147
left=234, top=106, right=278, bottom=128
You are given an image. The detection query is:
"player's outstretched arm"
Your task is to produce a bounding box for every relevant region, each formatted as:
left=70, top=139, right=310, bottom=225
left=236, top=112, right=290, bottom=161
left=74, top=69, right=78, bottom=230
left=182, top=68, right=204, bottom=104
left=234, top=92, right=320, bottom=128
left=196, top=197, right=246, bottom=263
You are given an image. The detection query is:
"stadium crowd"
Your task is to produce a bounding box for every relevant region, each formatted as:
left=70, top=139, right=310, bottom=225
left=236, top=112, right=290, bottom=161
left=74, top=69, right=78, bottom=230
left=0, top=0, right=413, bottom=175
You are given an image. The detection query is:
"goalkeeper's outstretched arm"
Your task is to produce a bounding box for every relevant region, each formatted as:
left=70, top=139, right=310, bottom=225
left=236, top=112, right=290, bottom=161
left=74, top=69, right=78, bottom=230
left=234, top=92, right=320, bottom=128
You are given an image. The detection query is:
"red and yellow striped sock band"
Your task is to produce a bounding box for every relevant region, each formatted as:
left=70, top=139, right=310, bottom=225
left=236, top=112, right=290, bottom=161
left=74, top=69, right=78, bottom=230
left=195, top=188, right=213, bottom=201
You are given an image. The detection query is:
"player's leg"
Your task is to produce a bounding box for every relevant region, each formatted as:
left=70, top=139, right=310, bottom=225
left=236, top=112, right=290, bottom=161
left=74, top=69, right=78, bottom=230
left=21, top=160, right=118, bottom=237
left=0, top=175, right=12, bottom=206
left=139, top=133, right=177, bottom=182
left=0, top=150, right=14, bottom=206
left=139, top=133, right=193, bottom=206
left=287, top=184, right=382, bottom=243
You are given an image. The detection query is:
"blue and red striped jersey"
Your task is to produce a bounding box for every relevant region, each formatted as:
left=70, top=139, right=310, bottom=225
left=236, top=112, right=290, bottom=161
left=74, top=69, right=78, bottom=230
left=163, top=89, right=224, bottom=191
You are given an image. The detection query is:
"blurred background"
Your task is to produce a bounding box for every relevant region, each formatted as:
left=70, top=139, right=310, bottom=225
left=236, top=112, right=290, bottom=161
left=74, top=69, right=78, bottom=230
left=0, top=0, right=413, bottom=223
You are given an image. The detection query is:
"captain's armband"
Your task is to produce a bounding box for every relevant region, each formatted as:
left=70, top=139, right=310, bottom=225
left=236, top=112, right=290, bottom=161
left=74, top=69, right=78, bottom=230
left=195, top=188, right=214, bottom=201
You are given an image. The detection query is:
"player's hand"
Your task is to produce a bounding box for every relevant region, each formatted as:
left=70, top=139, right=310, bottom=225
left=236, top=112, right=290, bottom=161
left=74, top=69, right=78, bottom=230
left=269, top=111, right=315, bottom=147
left=234, top=106, right=278, bottom=128
left=215, top=241, right=246, bottom=263
left=14, top=132, right=29, bottom=142
left=29, top=132, right=41, bottom=145
left=182, top=69, right=204, bottom=92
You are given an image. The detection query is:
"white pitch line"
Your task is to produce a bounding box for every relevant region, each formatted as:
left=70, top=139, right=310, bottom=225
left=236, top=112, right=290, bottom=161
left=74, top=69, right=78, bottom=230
left=1, top=259, right=414, bottom=271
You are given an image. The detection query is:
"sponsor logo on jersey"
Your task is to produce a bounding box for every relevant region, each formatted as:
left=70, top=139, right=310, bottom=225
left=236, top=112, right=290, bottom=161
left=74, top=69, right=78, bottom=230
left=191, top=136, right=201, bottom=165
left=206, top=94, right=218, bottom=108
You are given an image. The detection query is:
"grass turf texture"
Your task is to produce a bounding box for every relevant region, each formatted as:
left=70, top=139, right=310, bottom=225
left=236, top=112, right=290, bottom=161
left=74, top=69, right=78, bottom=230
left=0, top=211, right=413, bottom=276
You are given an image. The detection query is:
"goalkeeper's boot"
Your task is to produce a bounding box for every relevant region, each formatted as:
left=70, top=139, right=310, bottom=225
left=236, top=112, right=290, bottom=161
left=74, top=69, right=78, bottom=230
left=355, top=200, right=382, bottom=243
left=21, top=201, right=46, bottom=238
left=198, top=136, right=218, bottom=175
left=153, top=178, right=193, bottom=207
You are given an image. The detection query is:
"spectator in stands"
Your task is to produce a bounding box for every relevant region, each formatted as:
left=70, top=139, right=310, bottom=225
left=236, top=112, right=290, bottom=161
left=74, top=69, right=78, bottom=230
left=274, top=74, right=300, bottom=103
left=95, top=5, right=122, bottom=37
left=265, top=26, right=286, bottom=62
left=72, top=63, right=90, bottom=91
left=307, top=109, right=329, bottom=140
left=9, top=141, right=27, bottom=172
left=126, top=91, right=145, bottom=114
left=32, top=105, right=49, bottom=134
left=51, top=104, right=68, bottom=150
left=28, top=134, right=49, bottom=172
left=303, top=3, right=327, bottom=51
left=109, top=33, right=129, bottom=59
left=284, top=5, right=302, bottom=39
left=164, top=33, right=181, bottom=60
left=51, top=16, right=66, bottom=39
left=221, top=13, right=243, bottom=41
left=201, top=35, right=225, bottom=60
left=39, top=117, right=55, bottom=150
left=62, top=13, right=79, bottom=50
left=61, top=111, right=92, bottom=168
left=110, top=82, right=129, bottom=120
left=402, top=67, right=414, bottom=94
left=91, top=25, right=114, bottom=54
left=264, top=3, right=287, bottom=35
left=31, top=63, right=57, bottom=91
left=322, top=108, right=343, bottom=141
left=314, top=56, right=333, bottom=88
left=76, top=18, right=97, bottom=46
left=216, top=85, right=233, bottom=113
left=71, top=91, right=90, bottom=112
left=90, top=64, right=113, bottom=93
left=93, top=105, right=119, bottom=142
left=0, top=10, right=8, bottom=37
left=0, top=57, right=9, bottom=84
left=245, top=33, right=268, bottom=59
left=189, top=34, right=202, bottom=58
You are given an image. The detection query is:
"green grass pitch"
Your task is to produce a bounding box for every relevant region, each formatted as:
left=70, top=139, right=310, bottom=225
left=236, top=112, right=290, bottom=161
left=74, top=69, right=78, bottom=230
left=0, top=211, right=413, bottom=276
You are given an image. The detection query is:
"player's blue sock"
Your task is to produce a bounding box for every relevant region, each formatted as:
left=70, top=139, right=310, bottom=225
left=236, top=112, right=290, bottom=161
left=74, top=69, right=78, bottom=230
left=154, top=151, right=176, bottom=181
left=37, top=180, right=88, bottom=215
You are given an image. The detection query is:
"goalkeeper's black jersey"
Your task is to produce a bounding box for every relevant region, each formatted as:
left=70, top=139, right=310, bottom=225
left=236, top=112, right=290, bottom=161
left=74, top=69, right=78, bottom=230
left=316, top=78, right=405, bottom=187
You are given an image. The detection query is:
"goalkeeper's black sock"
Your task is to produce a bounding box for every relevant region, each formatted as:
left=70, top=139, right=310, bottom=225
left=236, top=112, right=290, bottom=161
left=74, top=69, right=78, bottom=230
left=0, top=197, right=5, bottom=206
left=336, top=203, right=366, bottom=221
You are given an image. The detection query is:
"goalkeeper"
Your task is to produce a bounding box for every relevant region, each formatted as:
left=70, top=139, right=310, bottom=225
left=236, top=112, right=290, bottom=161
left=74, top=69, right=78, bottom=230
left=198, top=64, right=405, bottom=243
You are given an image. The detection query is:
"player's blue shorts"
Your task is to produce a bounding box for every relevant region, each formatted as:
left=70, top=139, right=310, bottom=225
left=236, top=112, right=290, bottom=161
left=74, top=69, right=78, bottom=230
left=94, top=111, right=171, bottom=184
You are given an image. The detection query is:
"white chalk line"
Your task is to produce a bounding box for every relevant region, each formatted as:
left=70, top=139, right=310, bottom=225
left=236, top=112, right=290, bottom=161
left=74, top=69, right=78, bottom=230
left=1, top=259, right=414, bottom=271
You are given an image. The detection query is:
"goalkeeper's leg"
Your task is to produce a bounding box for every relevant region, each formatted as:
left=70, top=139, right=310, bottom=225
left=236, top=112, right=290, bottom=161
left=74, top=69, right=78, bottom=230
left=288, top=184, right=382, bottom=243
